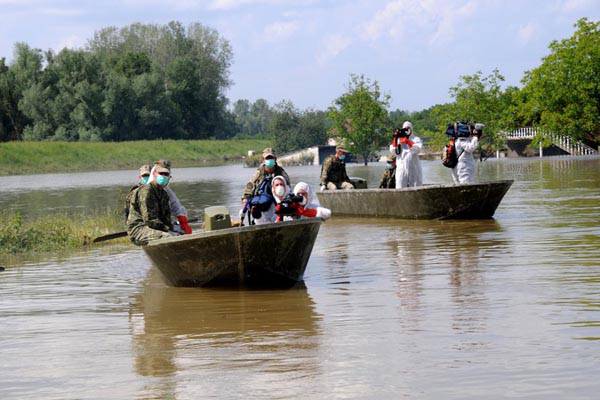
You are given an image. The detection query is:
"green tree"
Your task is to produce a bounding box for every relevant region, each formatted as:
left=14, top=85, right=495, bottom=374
left=328, top=74, right=390, bottom=165
left=0, top=43, right=43, bottom=140
left=520, top=18, right=600, bottom=144
left=433, top=69, right=514, bottom=151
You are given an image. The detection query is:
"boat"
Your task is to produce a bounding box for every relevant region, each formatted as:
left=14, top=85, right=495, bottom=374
left=143, top=218, right=322, bottom=287
left=316, top=180, right=513, bottom=219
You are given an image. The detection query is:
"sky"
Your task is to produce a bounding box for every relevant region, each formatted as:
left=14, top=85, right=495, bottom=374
left=0, top=0, right=598, bottom=111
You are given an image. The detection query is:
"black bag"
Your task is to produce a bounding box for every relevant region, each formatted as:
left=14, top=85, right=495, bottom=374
left=442, top=140, right=459, bottom=168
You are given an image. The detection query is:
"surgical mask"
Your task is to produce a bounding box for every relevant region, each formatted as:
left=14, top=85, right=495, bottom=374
left=265, top=159, right=276, bottom=169
left=156, top=175, right=170, bottom=186
left=274, top=185, right=285, bottom=197
left=339, top=154, right=346, bottom=161
left=139, top=176, right=149, bottom=185
left=299, top=195, right=307, bottom=206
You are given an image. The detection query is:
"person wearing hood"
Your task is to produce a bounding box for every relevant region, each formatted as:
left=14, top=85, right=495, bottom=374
left=320, top=146, right=354, bottom=191
left=451, top=123, right=482, bottom=184
left=127, top=162, right=175, bottom=246
left=249, top=174, right=286, bottom=225
left=125, top=164, right=151, bottom=221
left=390, top=121, right=423, bottom=188
left=378, top=156, right=396, bottom=189
left=290, top=182, right=332, bottom=220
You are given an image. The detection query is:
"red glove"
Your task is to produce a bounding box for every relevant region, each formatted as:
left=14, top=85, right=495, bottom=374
left=177, top=215, right=192, bottom=234
left=400, top=137, right=414, bottom=147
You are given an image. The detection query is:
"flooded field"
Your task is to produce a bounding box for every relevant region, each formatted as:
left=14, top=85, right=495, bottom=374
left=1, top=157, right=599, bottom=399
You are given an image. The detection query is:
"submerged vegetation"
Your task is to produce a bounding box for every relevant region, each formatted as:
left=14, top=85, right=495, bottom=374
left=0, top=211, right=123, bottom=255
left=0, top=138, right=270, bottom=175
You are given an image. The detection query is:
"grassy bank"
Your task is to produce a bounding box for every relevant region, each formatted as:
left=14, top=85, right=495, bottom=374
left=0, top=211, right=124, bottom=255
left=0, top=139, right=271, bottom=176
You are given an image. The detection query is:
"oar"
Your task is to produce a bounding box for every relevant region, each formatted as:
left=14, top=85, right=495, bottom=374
left=92, top=217, right=201, bottom=244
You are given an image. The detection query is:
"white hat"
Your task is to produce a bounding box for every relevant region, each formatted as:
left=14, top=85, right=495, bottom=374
left=402, top=121, right=413, bottom=130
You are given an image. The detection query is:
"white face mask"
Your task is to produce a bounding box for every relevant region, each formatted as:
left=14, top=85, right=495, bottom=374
left=300, top=195, right=307, bottom=206
left=274, top=185, right=286, bottom=197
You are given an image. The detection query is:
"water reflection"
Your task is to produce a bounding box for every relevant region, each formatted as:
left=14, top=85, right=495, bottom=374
left=129, top=269, right=321, bottom=398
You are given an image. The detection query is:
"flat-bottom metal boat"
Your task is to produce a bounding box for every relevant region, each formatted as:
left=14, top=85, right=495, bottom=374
left=316, top=180, right=513, bottom=219
left=143, top=218, right=322, bottom=287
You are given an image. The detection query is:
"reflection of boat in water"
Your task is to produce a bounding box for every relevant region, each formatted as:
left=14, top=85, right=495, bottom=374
left=130, top=269, right=320, bottom=380
left=316, top=180, right=513, bottom=219
left=143, top=218, right=322, bottom=287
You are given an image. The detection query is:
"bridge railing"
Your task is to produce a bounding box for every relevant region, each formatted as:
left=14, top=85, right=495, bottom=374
left=503, top=127, right=597, bottom=156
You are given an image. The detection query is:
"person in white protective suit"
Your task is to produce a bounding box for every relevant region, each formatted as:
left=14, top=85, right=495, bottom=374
left=292, top=182, right=331, bottom=220
left=451, top=123, right=482, bottom=184
left=389, top=121, right=423, bottom=188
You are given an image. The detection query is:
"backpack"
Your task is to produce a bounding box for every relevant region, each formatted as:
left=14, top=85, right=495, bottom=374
left=442, top=140, right=459, bottom=168
left=249, top=175, right=275, bottom=212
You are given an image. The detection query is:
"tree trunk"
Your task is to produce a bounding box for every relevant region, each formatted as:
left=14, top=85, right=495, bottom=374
left=363, top=152, right=369, bottom=165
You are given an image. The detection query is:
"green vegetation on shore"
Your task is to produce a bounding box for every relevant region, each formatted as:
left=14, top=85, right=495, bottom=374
left=0, top=139, right=270, bottom=176
left=0, top=211, right=123, bottom=255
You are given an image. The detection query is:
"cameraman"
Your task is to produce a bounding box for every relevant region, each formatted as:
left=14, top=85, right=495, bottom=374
left=451, top=122, right=482, bottom=184
left=389, top=121, right=423, bottom=188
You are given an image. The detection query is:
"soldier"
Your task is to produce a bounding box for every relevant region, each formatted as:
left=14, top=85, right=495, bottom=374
left=125, top=164, right=151, bottom=220
left=320, top=146, right=354, bottom=190
left=154, top=159, right=192, bottom=234
left=127, top=162, right=174, bottom=246
left=378, top=156, right=396, bottom=189
left=241, top=148, right=290, bottom=218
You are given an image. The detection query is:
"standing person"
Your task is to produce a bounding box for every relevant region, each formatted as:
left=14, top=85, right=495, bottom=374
left=320, top=146, right=354, bottom=191
left=378, top=156, right=396, bottom=188
left=390, top=121, right=423, bottom=188
left=241, top=148, right=290, bottom=221
left=127, top=163, right=174, bottom=246
left=125, top=164, right=151, bottom=220
left=452, top=123, right=482, bottom=184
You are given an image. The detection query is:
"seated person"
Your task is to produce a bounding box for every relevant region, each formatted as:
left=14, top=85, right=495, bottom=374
left=378, top=156, right=396, bottom=188
left=273, top=179, right=332, bottom=222
left=320, top=146, right=354, bottom=191
left=127, top=163, right=175, bottom=246
left=242, top=147, right=290, bottom=205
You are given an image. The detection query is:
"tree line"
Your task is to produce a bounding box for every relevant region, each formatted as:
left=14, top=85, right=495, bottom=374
left=1, top=19, right=598, bottom=159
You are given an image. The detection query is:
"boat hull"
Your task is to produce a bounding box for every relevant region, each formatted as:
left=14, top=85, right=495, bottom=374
left=143, top=218, right=322, bottom=287
left=316, top=180, right=513, bottom=219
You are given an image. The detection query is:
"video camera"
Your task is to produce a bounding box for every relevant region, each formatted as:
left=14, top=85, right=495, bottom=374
left=445, top=122, right=483, bottom=138
left=393, top=127, right=411, bottom=138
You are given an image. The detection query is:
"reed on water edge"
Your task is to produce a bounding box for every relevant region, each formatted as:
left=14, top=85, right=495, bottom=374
left=0, top=139, right=271, bottom=176
left=0, top=211, right=124, bottom=255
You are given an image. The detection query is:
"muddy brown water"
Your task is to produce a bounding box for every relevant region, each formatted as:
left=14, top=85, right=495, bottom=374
left=1, top=157, right=599, bottom=399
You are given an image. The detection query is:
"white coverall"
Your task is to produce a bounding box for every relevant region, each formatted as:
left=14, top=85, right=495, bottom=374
left=390, top=135, right=423, bottom=188
left=451, top=136, right=479, bottom=184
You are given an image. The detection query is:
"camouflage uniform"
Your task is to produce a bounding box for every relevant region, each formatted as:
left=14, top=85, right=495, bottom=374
left=124, top=185, right=141, bottom=221
left=242, top=164, right=290, bottom=199
left=320, top=155, right=354, bottom=190
left=127, top=183, right=173, bottom=246
left=379, top=168, right=396, bottom=188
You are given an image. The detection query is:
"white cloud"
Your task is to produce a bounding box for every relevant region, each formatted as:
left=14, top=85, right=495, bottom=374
left=361, top=0, right=478, bottom=45
left=316, top=34, right=351, bottom=65
left=263, top=20, right=299, bottom=42
left=559, top=0, right=596, bottom=12
left=517, top=22, right=538, bottom=44
left=39, top=7, right=84, bottom=17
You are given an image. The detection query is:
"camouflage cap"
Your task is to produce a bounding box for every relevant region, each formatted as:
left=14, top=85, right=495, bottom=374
left=336, top=145, right=348, bottom=153
left=154, top=159, right=171, bottom=174
left=138, top=164, right=151, bottom=176
left=262, top=147, right=275, bottom=159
